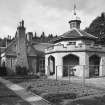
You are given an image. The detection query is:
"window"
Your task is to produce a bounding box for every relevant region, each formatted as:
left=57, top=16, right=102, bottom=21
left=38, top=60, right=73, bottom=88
left=72, top=23, right=76, bottom=27
left=39, top=59, right=45, bottom=73
left=68, top=42, right=76, bottom=45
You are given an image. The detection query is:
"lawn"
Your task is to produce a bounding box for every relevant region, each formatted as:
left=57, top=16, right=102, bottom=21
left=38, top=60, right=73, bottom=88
left=0, top=82, right=30, bottom=105
left=4, top=76, right=105, bottom=105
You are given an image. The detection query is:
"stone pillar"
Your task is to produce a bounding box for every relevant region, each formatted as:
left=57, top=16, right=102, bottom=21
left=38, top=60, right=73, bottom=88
left=55, top=54, right=63, bottom=77
left=80, top=52, right=89, bottom=78
left=45, top=55, right=49, bottom=76
left=100, top=56, right=105, bottom=76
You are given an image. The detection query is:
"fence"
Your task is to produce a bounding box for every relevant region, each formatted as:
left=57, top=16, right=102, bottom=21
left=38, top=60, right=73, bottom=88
left=47, top=65, right=105, bottom=87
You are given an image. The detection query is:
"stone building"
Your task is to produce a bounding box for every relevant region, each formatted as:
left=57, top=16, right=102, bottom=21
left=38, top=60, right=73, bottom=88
left=1, top=20, right=52, bottom=75
left=45, top=9, right=105, bottom=78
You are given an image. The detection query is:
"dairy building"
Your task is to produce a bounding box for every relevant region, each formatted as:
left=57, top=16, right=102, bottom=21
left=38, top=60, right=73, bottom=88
left=45, top=8, right=105, bottom=78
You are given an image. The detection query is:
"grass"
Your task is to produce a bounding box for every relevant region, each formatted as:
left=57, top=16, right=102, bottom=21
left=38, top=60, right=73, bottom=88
left=3, top=75, right=39, bottom=83
left=4, top=76, right=105, bottom=105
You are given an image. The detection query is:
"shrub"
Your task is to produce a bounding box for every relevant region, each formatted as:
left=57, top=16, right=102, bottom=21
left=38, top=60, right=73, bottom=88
left=26, top=85, right=33, bottom=91
left=36, top=72, right=45, bottom=77
left=15, top=66, right=28, bottom=75
left=32, top=89, right=43, bottom=95
left=0, top=66, right=7, bottom=76
left=43, top=93, right=77, bottom=104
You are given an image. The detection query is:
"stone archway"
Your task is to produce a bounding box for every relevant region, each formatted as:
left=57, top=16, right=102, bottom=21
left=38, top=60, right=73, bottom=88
left=48, top=56, right=55, bottom=75
left=63, top=54, right=79, bottom=77
left=89, top=55, right=100, bottom=77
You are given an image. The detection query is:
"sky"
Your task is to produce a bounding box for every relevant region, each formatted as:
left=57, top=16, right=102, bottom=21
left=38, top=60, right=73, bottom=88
left=0, top=0, right=105, bottom=38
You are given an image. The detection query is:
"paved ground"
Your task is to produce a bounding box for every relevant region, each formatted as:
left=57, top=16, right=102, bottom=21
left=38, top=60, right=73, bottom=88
left=0, top=77, right=52, bottom=105
left=0, top=81, right=30, bottom=105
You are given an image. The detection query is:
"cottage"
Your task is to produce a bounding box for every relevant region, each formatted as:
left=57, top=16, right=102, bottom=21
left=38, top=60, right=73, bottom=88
left=1, top=20, right=52, bottom=75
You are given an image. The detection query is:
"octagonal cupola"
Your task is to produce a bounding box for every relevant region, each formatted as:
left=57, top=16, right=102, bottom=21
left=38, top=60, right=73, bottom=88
left=69, top=3, right=81, bottom=29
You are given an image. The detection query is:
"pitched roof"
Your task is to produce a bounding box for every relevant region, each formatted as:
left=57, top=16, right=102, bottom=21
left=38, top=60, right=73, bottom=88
left=3, top=39, right=17, bottom=56
left=27, top=42, right=51, bottom=57
left=32, top=42, right=53, bottom=53
left=52, top=28, right=97, bottom=43
left=2, top=38, right=52, bottom=57
left=0, top=47, right=6, bottom=53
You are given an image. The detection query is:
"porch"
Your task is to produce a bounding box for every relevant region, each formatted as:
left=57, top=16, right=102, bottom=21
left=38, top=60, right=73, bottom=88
left=46, top=53, right=105, bottom=78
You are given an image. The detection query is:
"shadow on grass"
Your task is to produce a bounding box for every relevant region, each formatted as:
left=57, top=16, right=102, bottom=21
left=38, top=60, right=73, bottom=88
left=42, top=93, right=77, bottom=105
left=2, top=75, right=39, bottom=83
left=66, top=95, right=105, bottom=105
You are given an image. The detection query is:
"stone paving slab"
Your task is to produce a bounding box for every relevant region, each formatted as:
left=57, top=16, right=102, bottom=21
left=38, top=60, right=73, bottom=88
left=0, top=77, right=52, bottom=105
left=0, top=81, right=30, bottom=105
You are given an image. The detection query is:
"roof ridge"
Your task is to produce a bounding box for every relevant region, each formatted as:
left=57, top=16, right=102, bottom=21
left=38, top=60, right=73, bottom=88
left=61, top=28, right=76, bottom=38
left=83, top=30, right=97, bottom=38
left=4, top=39, right=16, bottom=53
left=7, top=39, right=16, bottom=48
left=74, top=28, right=83, bottom=36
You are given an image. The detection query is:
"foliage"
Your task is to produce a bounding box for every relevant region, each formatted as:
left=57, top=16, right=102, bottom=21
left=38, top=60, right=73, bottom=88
left=0, top=66, right=7, bottom=76
left=15, top=66, right=28, bottom=75
left=85, top=12, right=105, bottom=44
left=32, top=32, right=58, bottom=43
left=43, top=93, right=76, bottom=104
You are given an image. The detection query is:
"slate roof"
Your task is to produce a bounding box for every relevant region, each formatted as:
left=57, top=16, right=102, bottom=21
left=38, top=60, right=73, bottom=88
left=0, top=47, right=6, bottom=53
left=52, top=28, right=97, bottom=43
left=27, top=42, right=52, bottom=57
left=3, top=39, right=17, bottom=56
left=32, top=43, right=53, bottom=52
left=2, top=38, right=52, bottom=57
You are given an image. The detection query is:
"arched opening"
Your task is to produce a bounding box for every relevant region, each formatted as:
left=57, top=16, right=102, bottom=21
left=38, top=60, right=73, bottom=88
left=48, top=56, right=55, bottom=75
left=63, top=54, right=79, bottom=77
left=89, top=55, right=100, bottom=77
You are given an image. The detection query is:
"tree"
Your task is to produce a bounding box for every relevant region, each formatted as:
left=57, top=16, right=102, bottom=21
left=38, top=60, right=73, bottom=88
left=41, top=32, right=45, bottom=39
left=85, top=12, right=105, bottom=44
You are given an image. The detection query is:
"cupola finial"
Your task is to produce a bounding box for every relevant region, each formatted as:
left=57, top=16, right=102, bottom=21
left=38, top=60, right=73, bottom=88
left=68, top=0, right=81, bottom=29
left=73, top=0, right=77, bottom=15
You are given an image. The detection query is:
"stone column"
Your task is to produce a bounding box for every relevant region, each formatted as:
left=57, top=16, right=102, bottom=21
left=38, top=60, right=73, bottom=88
left=100, top=56, right=105, bottom=76
left=80, top=52, right=89, bottom=78
left=45, top=55, right=49, bottom=76
left=55, top=54, right=63, bottom=77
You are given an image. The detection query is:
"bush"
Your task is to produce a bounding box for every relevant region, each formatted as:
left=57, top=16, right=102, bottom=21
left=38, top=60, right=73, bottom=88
left=15, top=66, right=28, bottom=75
left=0, top=66, right=7, bottom=76
left=43, top=93, right=77, bottom=104
left=37, top=72, right=45, bottom=77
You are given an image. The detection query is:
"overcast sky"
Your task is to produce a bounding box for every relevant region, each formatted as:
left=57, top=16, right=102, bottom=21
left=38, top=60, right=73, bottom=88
left=0, top=0, right=105, bottom=38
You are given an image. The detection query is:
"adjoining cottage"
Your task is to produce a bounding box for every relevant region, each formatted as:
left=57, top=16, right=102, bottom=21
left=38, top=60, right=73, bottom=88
left=45, top=7, right=105, bottom=78
left=1, top=20, right=52, bottom=75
